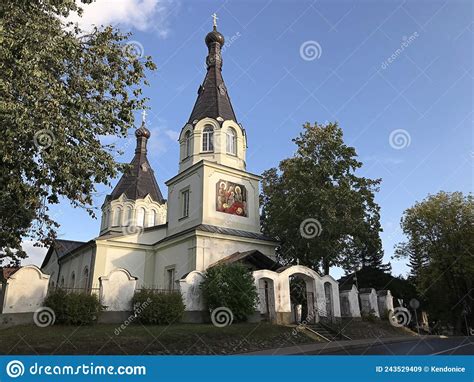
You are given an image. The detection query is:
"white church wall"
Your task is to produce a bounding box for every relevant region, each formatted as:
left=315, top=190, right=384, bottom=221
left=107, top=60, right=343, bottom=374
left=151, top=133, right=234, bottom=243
left=2, top=266, right=50, bottom=313
left=99, top=269, right=137, bottom=311
left=57, top=246, right=94, bottom=289
left=202, top=163, right=262, bottom=234
left=112, top=225, right=167, bottom=245
left=154, top=237, right=195, bottom=288
left=166, top=165, right=204, bottom=236
left=94, top=244, right=148, bottom=289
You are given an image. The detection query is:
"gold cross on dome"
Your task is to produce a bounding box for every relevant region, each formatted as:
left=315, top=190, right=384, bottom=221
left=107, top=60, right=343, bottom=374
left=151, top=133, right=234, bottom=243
left=212, top=13, right=218, bottom=28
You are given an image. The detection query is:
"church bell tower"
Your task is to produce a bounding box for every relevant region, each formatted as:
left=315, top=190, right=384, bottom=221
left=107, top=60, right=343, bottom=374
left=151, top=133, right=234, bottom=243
left=165, top=18, right=262, bottom=237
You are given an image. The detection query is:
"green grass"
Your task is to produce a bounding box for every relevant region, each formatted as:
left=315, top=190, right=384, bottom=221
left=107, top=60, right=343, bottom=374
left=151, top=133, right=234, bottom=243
left=0, top=323, right=314, bottom=355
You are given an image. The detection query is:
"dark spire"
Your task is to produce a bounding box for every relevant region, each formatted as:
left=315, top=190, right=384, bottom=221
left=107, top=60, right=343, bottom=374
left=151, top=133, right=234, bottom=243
left=188, top=18, right=237, bottom=123
left=109, top=113, right=165, bottom=203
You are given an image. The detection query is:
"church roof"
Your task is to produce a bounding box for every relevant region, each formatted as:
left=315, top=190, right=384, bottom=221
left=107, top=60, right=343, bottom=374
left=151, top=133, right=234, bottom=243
left=108, top=121, right=165, bottom=203
left=156, top=224, right=277, bottom=245
left=209, top=250, right=281, bottom=271
left=40, top=239, right=87, bottom=268
left=187, top=26, right=237, bottom=123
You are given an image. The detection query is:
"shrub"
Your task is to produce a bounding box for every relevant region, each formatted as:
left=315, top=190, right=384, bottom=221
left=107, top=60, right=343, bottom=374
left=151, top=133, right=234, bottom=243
left=132, top=289, right=185, bottom=325
left=201, top=263, right=259, bottom=322
left=362, top=309, right=378, bottom=323
left=44, top=289, right=103, bottom=325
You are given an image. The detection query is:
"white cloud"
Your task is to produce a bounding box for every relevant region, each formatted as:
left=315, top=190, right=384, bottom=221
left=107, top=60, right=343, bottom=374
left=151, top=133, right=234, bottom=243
left=68, top=0, right=177, bottom=37
left=20, top=241, right=48, bottom=268
left=164, top=129, right=180, bottom=141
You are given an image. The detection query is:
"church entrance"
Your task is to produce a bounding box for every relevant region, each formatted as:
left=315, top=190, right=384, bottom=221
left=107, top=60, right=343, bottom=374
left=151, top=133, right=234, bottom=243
left=290, top=275, right=316, bottom=324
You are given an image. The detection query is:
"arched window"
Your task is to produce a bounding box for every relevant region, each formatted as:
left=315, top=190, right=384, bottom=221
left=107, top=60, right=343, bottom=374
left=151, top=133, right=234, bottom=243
left=226, top=128, right=236, bottom=155
left=137, top=207, right=146, bottom=227
left=60, top=276, right=65, bottom=288
left=70, top=272, right=75, bottom=288
left=83, top=267, right=89, bottom=290
left=113, top=207, right=122, bottom=227
left=202, top=126, right=214, bottom=152
left=126, top=206, right=133, bottom=225
left=184, top=130, right=192, bottom=158
left=150, top=210, right=157, bottom=226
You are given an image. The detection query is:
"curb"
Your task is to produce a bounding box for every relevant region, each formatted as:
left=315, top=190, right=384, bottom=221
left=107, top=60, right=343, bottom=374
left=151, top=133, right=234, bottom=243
left=243, top=336, right=424, bottom=355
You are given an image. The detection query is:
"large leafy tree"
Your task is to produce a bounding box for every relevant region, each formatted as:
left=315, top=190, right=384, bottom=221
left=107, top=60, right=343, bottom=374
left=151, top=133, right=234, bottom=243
left=261, top=122, right=384, bottom=275
left=395, top=191, right=474, bottom=334
left=0, top=0, right=156, bottom=263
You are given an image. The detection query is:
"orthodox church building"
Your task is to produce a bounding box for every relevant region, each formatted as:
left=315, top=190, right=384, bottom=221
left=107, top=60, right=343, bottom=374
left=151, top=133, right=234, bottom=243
left=41, top=23, right=280, bottom=292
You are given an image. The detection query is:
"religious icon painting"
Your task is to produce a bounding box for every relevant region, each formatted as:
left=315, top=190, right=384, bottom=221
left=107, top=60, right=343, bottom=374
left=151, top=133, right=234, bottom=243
left=216, top=179, right=248, bottom=217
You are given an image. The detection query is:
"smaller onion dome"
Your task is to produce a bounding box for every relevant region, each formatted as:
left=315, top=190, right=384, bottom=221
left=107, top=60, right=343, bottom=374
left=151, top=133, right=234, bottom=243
left=205, top=27, right=225, bottom=47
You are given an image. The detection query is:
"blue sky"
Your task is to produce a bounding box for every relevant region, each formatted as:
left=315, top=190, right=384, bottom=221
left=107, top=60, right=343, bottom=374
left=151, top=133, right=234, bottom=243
left=24, top=0, right=473, bottom=278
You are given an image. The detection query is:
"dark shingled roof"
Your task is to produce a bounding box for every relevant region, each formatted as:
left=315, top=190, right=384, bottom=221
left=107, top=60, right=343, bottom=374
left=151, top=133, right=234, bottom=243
left=41, top=239, right=86, bottom=268
left=188, top=27, right=237, bottom=123
left=108, top=123, right=165, bottom=203
left=209, top=250, right=281, bottom=271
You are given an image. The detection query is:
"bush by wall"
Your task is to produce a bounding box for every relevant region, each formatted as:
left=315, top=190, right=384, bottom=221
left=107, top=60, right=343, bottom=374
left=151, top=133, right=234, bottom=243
left=132, top=289, right=185, bottom=325
left=44, top=289, right=103, bottom=325
left=201, top=263, right=259, bottom=322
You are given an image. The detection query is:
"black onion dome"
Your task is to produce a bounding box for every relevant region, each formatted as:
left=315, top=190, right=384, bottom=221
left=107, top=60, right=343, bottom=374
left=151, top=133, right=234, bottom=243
left=135, top=125, right=151, bottom=139
left=205, top=28, right=225, bottom=47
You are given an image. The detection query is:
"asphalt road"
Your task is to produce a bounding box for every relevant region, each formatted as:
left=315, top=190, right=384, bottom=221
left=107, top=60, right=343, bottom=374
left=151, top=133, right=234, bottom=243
left=317, top=336, right=474, bottom=355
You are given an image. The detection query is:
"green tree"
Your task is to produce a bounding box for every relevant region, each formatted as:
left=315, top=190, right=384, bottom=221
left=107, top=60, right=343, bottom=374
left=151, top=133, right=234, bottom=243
left=0, top=0, right=156, bottom=263
left=261, top=122, right=385, bottom=275
left=201, top=264, right=259, bottom=322
left=396, top=191, right=474, bottom=334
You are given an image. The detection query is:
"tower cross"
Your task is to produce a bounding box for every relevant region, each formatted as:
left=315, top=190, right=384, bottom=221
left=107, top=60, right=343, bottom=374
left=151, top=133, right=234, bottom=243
left=141, top=110, right=147, bottom=123
left=212, top=13, right=218, bottom=28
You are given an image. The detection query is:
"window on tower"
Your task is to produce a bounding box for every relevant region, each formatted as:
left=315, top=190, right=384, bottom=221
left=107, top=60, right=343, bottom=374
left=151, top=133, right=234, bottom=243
left=202, top=126, right=214, bottom=152
left=226, top=128, right=236, bottom=155
left=185, top=130, right=191, bottom=158
left=181, top=189, right=190, bottom=218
